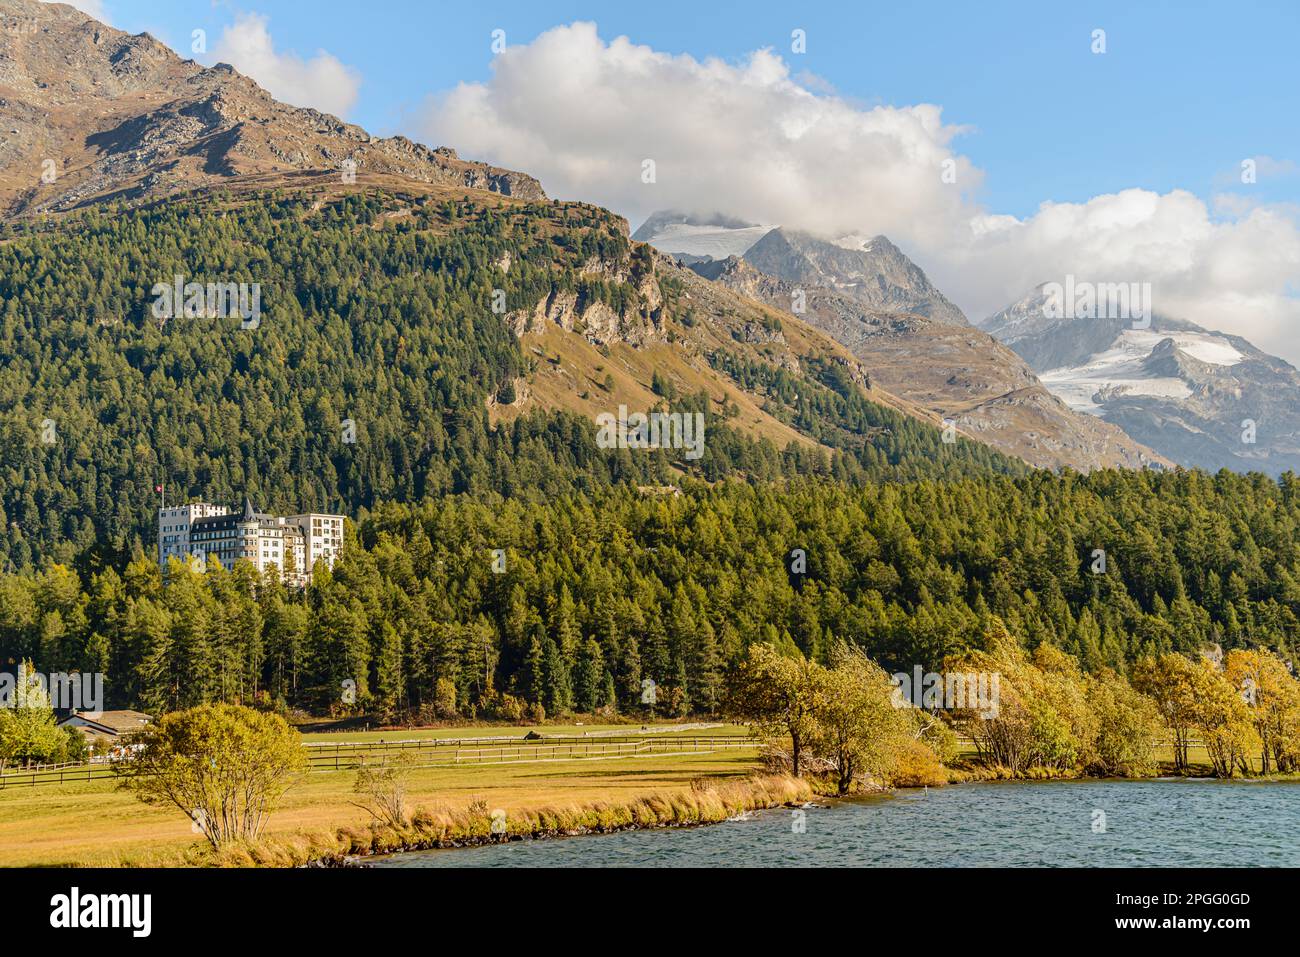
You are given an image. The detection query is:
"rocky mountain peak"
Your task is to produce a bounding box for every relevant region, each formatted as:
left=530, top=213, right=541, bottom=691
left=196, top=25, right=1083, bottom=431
left=635, top=212, right=966, bottom=326
left=0, top=0, right=545, bottom=216
left=741, top=226, right=969, bottom=326
left=983, top=284, right=1300, bottom=474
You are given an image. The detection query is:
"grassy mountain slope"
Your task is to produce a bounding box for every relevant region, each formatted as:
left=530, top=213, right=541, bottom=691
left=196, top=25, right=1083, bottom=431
left=0, top=178, right=1023, bottom=569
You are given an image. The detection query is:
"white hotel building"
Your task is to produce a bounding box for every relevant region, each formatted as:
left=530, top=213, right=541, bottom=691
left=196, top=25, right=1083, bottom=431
left=158, top=498, right=344, bottom=586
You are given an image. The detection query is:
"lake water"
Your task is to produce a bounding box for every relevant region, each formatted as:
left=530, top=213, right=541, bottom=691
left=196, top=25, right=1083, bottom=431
left=372, top=779, right=1300, bottom=868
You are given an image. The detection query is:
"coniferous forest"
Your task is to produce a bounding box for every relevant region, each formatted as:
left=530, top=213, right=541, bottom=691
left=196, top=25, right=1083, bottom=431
left=3, top=471, right=1300, bottom=719
left=2, top=189, right=1298, bottom=720
left=0, top=189, right=1012, bottom=571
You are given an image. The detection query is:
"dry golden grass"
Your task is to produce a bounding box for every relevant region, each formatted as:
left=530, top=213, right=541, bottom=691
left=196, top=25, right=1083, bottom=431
left=0, top=744, right=770, bottom=867
left=227, top=770, right=812, bottom=868
left=494, top=325, right=816, bottom=452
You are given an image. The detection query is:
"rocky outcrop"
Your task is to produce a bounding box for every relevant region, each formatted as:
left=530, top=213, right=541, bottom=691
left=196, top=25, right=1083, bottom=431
left=688, top=257, right=1165, bottom=472
left=505, top=256, right=665, bottom=348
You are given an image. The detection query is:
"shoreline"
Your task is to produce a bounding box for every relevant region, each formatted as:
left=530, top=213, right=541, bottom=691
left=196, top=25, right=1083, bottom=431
left=12, top=748, right=1297, bottom=867
left=265, top=763, right=1300, bottom=868
left=340, top=772, right=1300, bottom=868
left=235, top=773, right=817, bottom=869
left=324, top=803, right=821, bottom=868
left=298, top=769, right=1215, bottom=868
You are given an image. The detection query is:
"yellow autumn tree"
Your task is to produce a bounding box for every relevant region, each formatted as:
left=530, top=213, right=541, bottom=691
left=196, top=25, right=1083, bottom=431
left=1224, top=648, right=1300, bottom=774
left=1131, top=653, right=1202, bottom=772
left=1189, top=659, right=1257, bottom=778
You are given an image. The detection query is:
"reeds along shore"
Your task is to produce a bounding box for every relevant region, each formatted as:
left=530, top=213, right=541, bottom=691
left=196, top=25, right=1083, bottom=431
left=207, top=774, right=814, bottom=868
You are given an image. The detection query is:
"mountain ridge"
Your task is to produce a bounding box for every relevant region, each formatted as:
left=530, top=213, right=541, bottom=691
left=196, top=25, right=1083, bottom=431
left=981, top=284, right=1300, bottom=474
left=687, top=255, right=1164, bottom=471
left=0, top=0, right=544, bottom=216
left=638, top=211, right=1165, bottom=471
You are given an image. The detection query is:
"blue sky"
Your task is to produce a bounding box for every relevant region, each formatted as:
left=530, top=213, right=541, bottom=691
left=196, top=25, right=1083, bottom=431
left=96, top=0, right=1300, bottom=218
left=80, top=0, right=1300, bottom=354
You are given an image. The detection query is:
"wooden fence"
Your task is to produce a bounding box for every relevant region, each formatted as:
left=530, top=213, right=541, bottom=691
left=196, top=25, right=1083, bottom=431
left=0, top=762, right=115, bottom=789
left=0, top=734, right=760, bottom=789
left=302, top=734, right=758, bottom=771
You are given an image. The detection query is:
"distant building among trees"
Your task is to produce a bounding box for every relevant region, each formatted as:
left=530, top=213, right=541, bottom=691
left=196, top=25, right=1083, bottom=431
left=158, top=498, right=344, bottom=585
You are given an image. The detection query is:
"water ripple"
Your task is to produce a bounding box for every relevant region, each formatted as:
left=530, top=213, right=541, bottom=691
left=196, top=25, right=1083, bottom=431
left=373, top=780, right=1300, bottom=868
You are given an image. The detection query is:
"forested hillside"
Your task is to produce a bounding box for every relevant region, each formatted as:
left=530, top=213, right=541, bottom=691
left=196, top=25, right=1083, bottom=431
left=0, top=184, right=1017, bottom=571
left=3, top=469, right=1298, bottom=718
left=4, top=184, right=1298, bottom=723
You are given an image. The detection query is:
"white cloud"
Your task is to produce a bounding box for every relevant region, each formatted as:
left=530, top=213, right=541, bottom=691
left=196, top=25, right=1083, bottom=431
left=420, top=22, right=1300, bottom=364
left=44, top=0, right=108, bottom=23
left=948, top=190, right=1300, bottom=361
left=209, top=12, right=360, bottom=119
left=423, top=24, right=977, bottom=249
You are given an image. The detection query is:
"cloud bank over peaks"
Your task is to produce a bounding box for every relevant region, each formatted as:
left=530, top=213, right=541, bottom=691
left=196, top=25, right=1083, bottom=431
left=420, top=22, right=1300, bottom=364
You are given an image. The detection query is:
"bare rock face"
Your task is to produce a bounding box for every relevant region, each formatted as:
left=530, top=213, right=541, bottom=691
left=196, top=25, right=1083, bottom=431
left=0, top=0, right=545, bottom=216
left=507, top=289, right=580, bottom=337
left=576, top=301, right=623, bottom=343
left=740, top=228, right=970, bottom=327
left=506, top=255, right=666, bottom=349
left=690, top=256, right=1166, bottom=472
